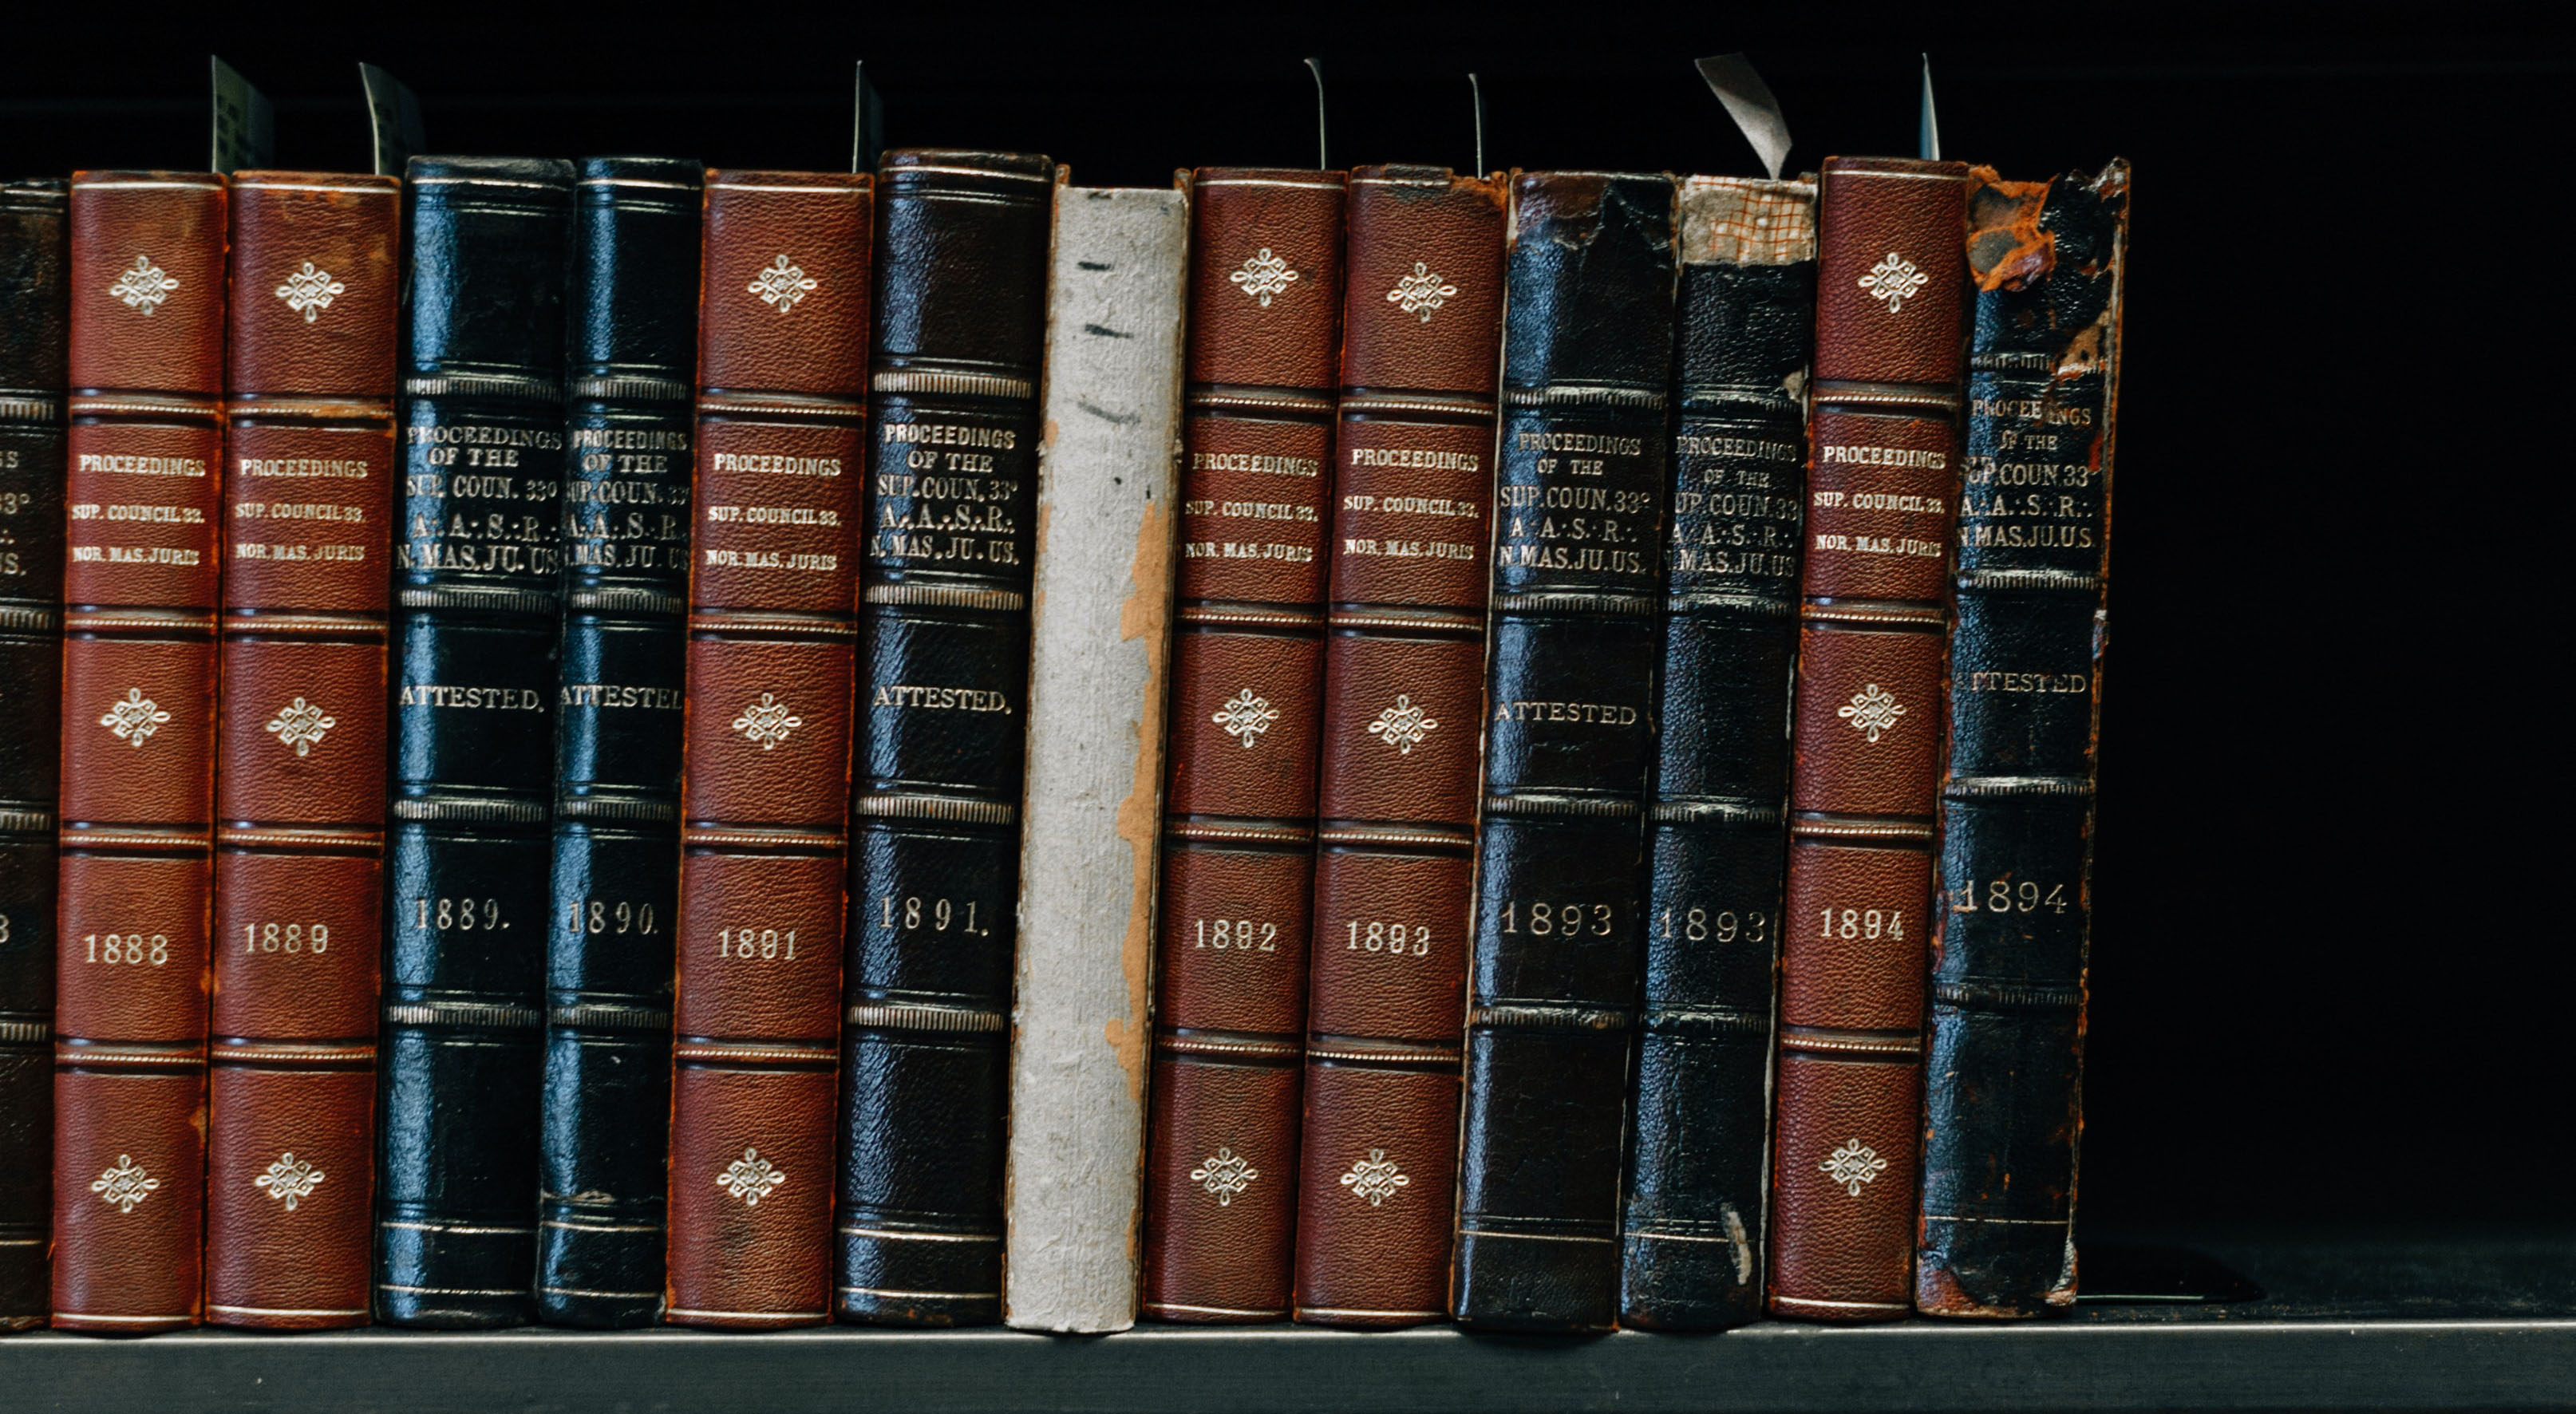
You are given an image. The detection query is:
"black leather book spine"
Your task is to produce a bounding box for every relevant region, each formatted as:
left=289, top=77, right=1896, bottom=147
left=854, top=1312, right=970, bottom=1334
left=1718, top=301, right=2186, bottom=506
left=537, top=157, right=701, bottom=1328
left=1454, top=172, right=1677, bottom=1333
left=1619, top=178, right=1814, bottom=1330
left=839, top=149, right=1055, bottom=1328
left=0, top=179, right=67, bottom=1329
left=1918, top=162, right=2128, bottom=1318
left=378, top=156, right=575, bottom=1328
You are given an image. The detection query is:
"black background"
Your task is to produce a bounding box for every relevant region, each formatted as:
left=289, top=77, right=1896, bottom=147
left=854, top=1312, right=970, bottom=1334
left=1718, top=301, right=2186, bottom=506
left=5, top=0, right=2568, bottom=1236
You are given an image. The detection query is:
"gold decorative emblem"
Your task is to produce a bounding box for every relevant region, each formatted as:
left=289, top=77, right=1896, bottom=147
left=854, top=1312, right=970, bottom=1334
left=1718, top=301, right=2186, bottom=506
left=109, top=254, right=180, bottom=315
left=92, top=1155, right=160, bottom=1213
left=748, top=255, right=817, bottom=314
left=1837, top=683, right=1906, bottom=744
left=1386, top=263, right=1458, bottom=322
left=731, top=693, right=803, bottom=750
left=717, top=1148, right=785, bottom=1207
left=266, top=697, right=336, bottom=756
left=101, top=688, right=172, bottom=748
left=254, top=1152, right=326, bottom=1211
left=275, top=261, right=346, bottom=322
left=1190, top=1147, right=1258, bottom=1206
left=1819, top=1139, right=1888, bottom=1197
left=1338, top=1149, right=1411, bottom=1207
left=1230, top=248, right=1298, bottom=307
left=1857, top=251, right=1929, bottom=314
left=1212, top=689, right=1280, bottom=748
left=1365, top=695, right=1439, bottom=756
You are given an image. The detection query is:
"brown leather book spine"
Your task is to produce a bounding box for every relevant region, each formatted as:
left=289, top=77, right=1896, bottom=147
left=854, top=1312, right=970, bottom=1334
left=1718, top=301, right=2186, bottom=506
left=54, top=171, right=228, bottom=1333
left=668, top=171, right=870, bottom=1329
left=0, top=178, right=69, bottom=1330
left=1294, top=167, right=1504, bottom=1328
left=1767, top=156, right=1968, bottom=1322
left=204, top=172, right=398, bottom=1330
left=1142, top=168, right=1344, bottom=1324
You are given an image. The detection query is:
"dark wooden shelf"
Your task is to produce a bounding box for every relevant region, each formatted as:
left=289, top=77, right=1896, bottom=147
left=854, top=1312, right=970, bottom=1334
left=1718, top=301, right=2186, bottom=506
left=6, top=1228, right=2573, bottom=1412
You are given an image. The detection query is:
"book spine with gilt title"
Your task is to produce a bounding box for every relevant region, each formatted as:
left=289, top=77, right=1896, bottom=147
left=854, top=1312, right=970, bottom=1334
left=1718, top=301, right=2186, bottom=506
left=1141, top=166, right=1344, bottom=1325
left=1766, top=155, right=1968, bottom=1324
left=53, top=168, right=227, bottom=1334
left=207, top=169, right=400, bottom=1330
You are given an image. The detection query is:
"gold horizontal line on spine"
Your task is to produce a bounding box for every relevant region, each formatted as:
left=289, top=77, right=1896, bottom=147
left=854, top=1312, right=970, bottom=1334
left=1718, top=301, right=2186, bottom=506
left=688, top=612, right=856, bottom=640
left=553, top=796, right=678, bottom=823
left=1338, top=393, right=1497, bottom=419
left=571, top=375, right=689, bottom=402
left=1773, top=1294, right=1913, bottom=1312
left=864, top=583, right=1025, bottom=612
left=540, top=1218, right=664, bottom=1233
left=1326, top=606, right=1484, bottom=632
left=1315, top=824, right=1471, bottom=849
left=674, top=1040, right=835, bottom=1064
left=1306, top=1041, right=1462, bottom=1065
left=0, top=1020, right=51, bottom=1045
left=384, top=1001, right=544, bottom=1030
left=1811, top=389, right=1959, bottom=413
left=1640, top=1006, right=1771, bottom=1034
left=226, top=393, right=393, bottom=418
left=71, top=178, right=226, bottom=190
left=204, top=1304, right=373, bottom=1319
left=885, top=163, right=1053, bottom=184
left=1626, top=1229, right=1750, bottom=1244
left=210, top=1041, right=375, bottom=1064
left=65, top=607, right=217, bottom=633
left=1503, top=383, right=1667, bottom=410
left=1790, top=813, right=1934, bottom=843
left=1945, top=774, right=2091, bottom=799
left=1959, top=568, right=2099, bottom=591
left=1454, top=1228, right=1616, bottom=1245
left=59, top=827, right=211, bottom=853
left=219, top=611, right=386, bottom=638
left=693, top=393, right=865, bottom=419
left=231, top=181, right=393, bottom=196
left=548, top=1003, right=672, bottom=1029
left=871, top=369, right=1034, bottom=401
left=537, top=1286, right=662, bottom=1300
left=1492, top=590, right=1654, bottom=617
left=0, top=394, right=65, bottom=421
left=53, top=1044, right=205, bottom=1068
left=1481, top=793, right=1640, bottom=820
left=665, top=1307, right=830, bottom=1323
left=1195, top=176, right=1343, bottom=189
left=1799, top=598, right=1944, bottom=628
left=0, top=806, right=56, bottom=832
left=1831, top=168, right=1966, bottom=184
left=1468, top=1003, right=1628, bottom=1033
left=681, top=824, right=844, bottom=851
left=855, top=792, right=1015, bottom=827
left=844, top=1002, right=1005, bottom=1033
left=379, top=1221, right=534, bottom=1235
left=706, top=180, right=868, bottom=194
left=1650, top=800, right=1782, bottom=827
left=401, top=373, right=559, bottom=401
left=567, top=587, right=685, bottom=614
left=1155, top=1032, right=1301, bottom=1060
left=216, top=826, right=382, bottom=851
left=1776, top=1025, right=1923, bottom=1057
left=1147, top=1301, right=1291, bottom=1318
left=575, top=178, right=697, bottom=191
left=391, top=797, right=547, bottom=825
left=408, top=176, right=563, bottom=190
left=1350, top=176, right=1456, bottom=188
left=1297, top=1305, right=1448, bottom=1319
left=1187, top=389, right=1337, bottom=416
left=1933, top=981, right=2084, bottom=1009
left=397, top=586, right=555, bottom=614
left=50, top=1313, right=196, bottom=1325
left=1178, top=606, right=1322, bottom=630
left=1668, top=590, right=1796, bottom=618
left=1164, top=820, right=1313, bottom=847
left=835, top=1226, right=1002, bottom=1243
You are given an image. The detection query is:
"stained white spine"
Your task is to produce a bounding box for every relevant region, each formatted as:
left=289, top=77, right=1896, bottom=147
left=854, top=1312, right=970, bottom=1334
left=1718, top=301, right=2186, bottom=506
left=1003, top=184, right=1189, bottom=1333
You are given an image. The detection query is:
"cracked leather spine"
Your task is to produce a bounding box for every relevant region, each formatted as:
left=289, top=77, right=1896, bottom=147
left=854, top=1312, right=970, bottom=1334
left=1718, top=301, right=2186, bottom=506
left=1142, top=167, right=1343, bottom=1325
left=0, top=179, right=66, bottom=1329
left=377, top=156, right=574, bottom=1329
left=1916, top=161, right=2128, bottom=1320
left=1294, top=167, right=1503, bottom=1329
left=837, top=148, right=1053, bottom=1329
left=1766, top=155, right=1969, bottom=1323
left=535, top=156, right=702, bottom=1329
left=667, top=169, right=870, bottom=1329
left=1619, top=176, right=1815, bottom=1331
left=207, top=171, right=400, bottom=1331
left=53, top=170, right=227, bottom=1333
left=1453, top=171, right=1679, bottom=1333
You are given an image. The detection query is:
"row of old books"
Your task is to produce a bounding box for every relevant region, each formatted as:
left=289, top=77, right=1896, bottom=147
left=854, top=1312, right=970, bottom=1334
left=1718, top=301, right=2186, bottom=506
left=0, top=147, right=2128, bottom=1336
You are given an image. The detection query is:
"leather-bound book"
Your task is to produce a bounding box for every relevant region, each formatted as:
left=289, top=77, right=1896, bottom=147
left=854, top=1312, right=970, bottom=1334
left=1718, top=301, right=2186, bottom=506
left=1002, top=184, right=1187, bottom=1334
left=1294, top=165, right=1503, bottom=1329
left=1767, top=156, right=1968, bottom=1323
left=54, top=169, right=227, bottom=1333
left=206, top=170, right=400, bottom=1330
left=1453, top=171, right=1678, bottom=1333
left=377, top=156, right=574, bottom=1329
left=1620, top=176, right=1815, bottom=1331
left=537, top=156, right=701, bottom=1329
left=667, top=168, right=869, bottom=1329
left=839, top=149, right=1053, bottom=1329
left=0, top=179, right=67, bottom=1329
left=1917, top=160, right=2128, bottom=1319
left=1142, top=166, right=1343, bottom=1325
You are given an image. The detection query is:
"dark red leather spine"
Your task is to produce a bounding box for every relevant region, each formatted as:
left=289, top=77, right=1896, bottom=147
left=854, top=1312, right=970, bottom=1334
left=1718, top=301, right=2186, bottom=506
left=668, top=171, right=869, bottom=1329
left=0, top=179, right=69, bottom=1330
left=1768, top=156, right=1968, bottom=1322
left=1140, top=168, right=1344, bottom=1324
left=54, top=171, right=227, bottom=1333
left=204, top=172, right=397, bottom=1329
left=1293, top=167, right=1504, bottom=1327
